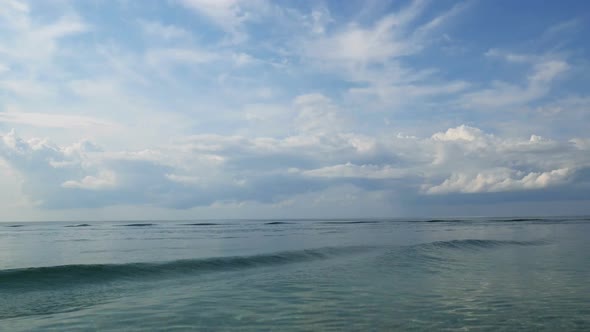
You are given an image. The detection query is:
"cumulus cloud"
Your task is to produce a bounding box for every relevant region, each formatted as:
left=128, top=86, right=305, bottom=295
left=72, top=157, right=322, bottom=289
left=425, top=168, right=572, bottom=194
left=431, top=125, right=486, bottom=142
left=62, top=171, right=118, bottom=190
left=2, top=124, right=589, bottom=211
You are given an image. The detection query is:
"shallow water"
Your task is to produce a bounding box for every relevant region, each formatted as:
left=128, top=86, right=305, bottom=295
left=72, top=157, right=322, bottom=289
left=1, top=217, right=589, bottom=331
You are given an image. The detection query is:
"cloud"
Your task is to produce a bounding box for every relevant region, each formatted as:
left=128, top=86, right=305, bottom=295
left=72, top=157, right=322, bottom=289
left=302, top=2, right=425, bottom=64
left=349, top=80, right=469, bottom=106
left=0, top=9, right=87, bottom=62
left=461, top=56, right=569, bottom=109
left=0, top=111, right=118, bottom=129
left=306, top=7, right=333, bottom=35
left=303, top=163, right=407, bottom=180
left=571, top=138, right=590, bottom=150
left=485, top=49, right=536, bottom=64
left=293, top=93, right=346, bottom=134
left=301, top=0, right=466, bottom=66
left=146, top=48, right=218, bottom=66
left=178, top=0, right=269, bottom=43
left=431, top=125, right=486, bottom=142
left=138, top=20, right=190, bottom=40
left=0, top=1, right=588, bottom=218
left=2, top=124, right=589, bottom=211
left=425, top=168, right=572, bottom=194
left=62, top=171, right=117, bottom=190
left=297, top=1, right=472, bottom=109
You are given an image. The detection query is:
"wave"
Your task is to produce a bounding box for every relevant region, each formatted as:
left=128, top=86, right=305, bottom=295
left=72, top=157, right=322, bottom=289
left=265, top=221, right=294, bottom=225
left=405, top=218, right=540, bottom=223
left=0, top=246, right=373, bottom=291
left=183, top=223, right=219, bottom=226
left=65, top=224, right=91, bottom=228
left=0, top=238, right=549, bottom=292
left=118, top=223, right=155, bottom=227
left=404, top=218, right=567, bottom=223
left=376, top=238, right=551, bottom=274
left=422, top=219, right=466, bottom=223
left=319, top=220, right=382, bottom=225
left=490, top=218, right=548, bottom=222
left=5, top=224, right=25, bottom=227
left=416, top=239, right=550, bottom=251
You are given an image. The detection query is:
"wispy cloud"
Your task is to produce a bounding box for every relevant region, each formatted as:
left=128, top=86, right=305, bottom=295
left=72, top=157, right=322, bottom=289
left=138, top=20, right=191, bottom=40
left=0, top=112, right=117, bottom=129
left=461, top=57, right=569, bottom=109
left=178, top=0, right=269, bottom=43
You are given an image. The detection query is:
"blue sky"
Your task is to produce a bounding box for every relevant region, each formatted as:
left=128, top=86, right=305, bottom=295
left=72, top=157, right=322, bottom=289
left=0, top=0, right=589, bottom=221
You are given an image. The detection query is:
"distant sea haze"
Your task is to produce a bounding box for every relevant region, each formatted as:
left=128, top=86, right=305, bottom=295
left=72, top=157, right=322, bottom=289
left=1, top=217, right=589, bottom=330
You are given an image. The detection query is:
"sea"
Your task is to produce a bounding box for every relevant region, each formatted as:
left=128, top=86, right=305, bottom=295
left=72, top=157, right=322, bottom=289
left=1, top=217, right=589, bottom=331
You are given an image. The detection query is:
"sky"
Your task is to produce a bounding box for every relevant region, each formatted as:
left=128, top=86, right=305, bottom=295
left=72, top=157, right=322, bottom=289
left=0, top=0, right=589, bottom=221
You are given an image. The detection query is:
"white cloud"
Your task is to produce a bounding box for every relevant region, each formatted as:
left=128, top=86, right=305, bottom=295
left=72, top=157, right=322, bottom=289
left=293, top=93, right=346, bottom=134
left=425, top=168, right=572, bottom=194
left=0, top=79, right=55, bottom=98
left=0, top=1, right=587, bottom=218
left=432, top=125, right=487, bottom=142
left=2, top=123, right=588, bottom=211
left=297, top=1, right=472, bottom=110
left=178, top=0, right=268, bottom=42
left=570, top=138, right=590, bottom=150
left=485, top=49, right=535, bottom=63
left=0, top=10, right=87, bottom=62
left=306, top=7, right=333, bottom=35
left=461, top=57, right=569, bottom=109
left=232, top=52, right=255, bottom=66
left=4, top=0, right=29, bottom=13
left=179, top=0, right=247, bottom=26
left=0, top=111, right=118, bottom=129
left=62, top=171, right=117, bottom=190
left=138, top=20, right=190, bottom=40
left=303, top=15, right=416, bottom=64
left=146, top=48, right=218, bottom=66
left=301, top=0, right=464, bottom=66
left=349, top=80, right=469, bottom=105
left=303, top=163, right=407, bottom=179
left=68, top=79, right=121, bottom=98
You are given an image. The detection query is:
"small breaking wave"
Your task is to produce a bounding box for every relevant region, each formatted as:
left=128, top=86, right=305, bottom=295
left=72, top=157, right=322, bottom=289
left=118, top=223, right=155, bottom=227
left=377, top=238, right=551, bottom=274
left=417, top=239, right=550, bottom=251
left=490, top=218, right=545, bottom=222
left=422, top=219, right=466, bottom=223
left=319, top=220, right=382, bottom=225
left=183, top=223, right=219, bottom=226
left=0, top=246, right=374, bottom=291
left=65, top=224, right=91, bottom=228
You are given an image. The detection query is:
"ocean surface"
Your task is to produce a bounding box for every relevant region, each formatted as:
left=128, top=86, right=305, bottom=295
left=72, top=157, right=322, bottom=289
left=1, top=217, right=589, bottom=331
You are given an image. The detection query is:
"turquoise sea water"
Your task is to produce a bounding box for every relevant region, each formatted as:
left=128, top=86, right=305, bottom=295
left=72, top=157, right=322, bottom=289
left=1, top=217, right=589, bottom=331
